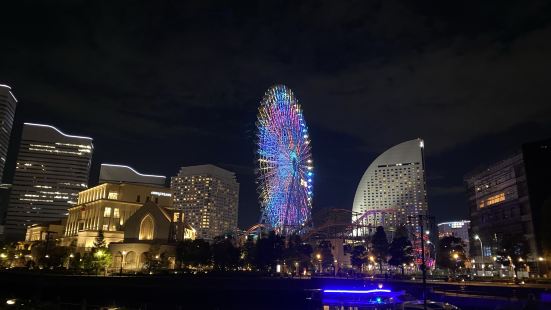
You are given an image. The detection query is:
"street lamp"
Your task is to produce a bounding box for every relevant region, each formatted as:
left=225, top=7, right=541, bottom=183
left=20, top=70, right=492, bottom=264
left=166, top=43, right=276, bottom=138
left=68, top=253, right=74, bottom=269
left=537, top=257, right=545, bottom=277
left=474, top=235, right=484, bottom=259
left=316, top=253, right=322, bottom=273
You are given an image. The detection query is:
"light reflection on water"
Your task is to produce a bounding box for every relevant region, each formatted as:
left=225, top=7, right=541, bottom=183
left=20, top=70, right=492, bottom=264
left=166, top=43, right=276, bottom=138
left=322, top=306, right=396, bottom=310
left=319, top=288, right=412, bottom=310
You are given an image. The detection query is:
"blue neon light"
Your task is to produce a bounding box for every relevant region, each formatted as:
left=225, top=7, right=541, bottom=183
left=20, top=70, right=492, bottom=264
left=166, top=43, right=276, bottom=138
left=323, top=289, right=392, bottom=294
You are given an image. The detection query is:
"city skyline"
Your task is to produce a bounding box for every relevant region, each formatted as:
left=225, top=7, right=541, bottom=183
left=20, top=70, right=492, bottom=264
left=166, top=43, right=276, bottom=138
left=0, top=2, right=550, bottom=308
left=0, top=82, right=547, bottom=232
left=1, top=1, right=551, bottom=230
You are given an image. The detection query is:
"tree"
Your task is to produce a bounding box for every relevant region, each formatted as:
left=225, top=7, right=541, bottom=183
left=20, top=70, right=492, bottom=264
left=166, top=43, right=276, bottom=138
left=437, top=236, right=466, bottom=274
left=241, top=236, right=256, bottom=270
left=0, top=242, right=22, bottom=268
left=29, top=242, right=69, bottom=268
left=496, top=233, right=529, bottom=278
left=93, top=230, right=107, bottom=249
left=388, top=226, right=414, bottom=275
left=91, top=230, right=111, bottom=275
left=93, top=248, right=112, bottom=275
left=176, top=239, right=193, bottom=268
left=350, top=245, right=367, bottom=271
left=283, top=235, right=313, bottom=274
left=192, top=239, right=212, bottom=267
left=142, top=245, right=167, bottom=273
left=81, top=252, right=95, bottom=273
left=371, top=226, right=389, bottom=273
left=176, top=239, right=211, bottom=269
left=212, top=235, right=240, bottom=271
left=255, top=231, right=284, bottom=272
left=317, top=240, right=334, bottom=271
left=49, top=246, right=71, bottom=268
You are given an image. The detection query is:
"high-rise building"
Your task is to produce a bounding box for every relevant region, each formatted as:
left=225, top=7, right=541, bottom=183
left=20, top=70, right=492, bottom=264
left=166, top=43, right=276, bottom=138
left=171, top=165, right=239, bottom=241
left=0, top=84, right=18, bottom=181
left=62, top=182, right=172, bottom=249
left=437, top=220, right=471, bottom=254
left=352, top=138, right=427, bottom=236
left=4, top=123, right=93, bottom=239
left=99, top=163, right=166, bottom=186
left=466, top=152, right=531, bottom=258
left=466, top=138, right=551, bottom=260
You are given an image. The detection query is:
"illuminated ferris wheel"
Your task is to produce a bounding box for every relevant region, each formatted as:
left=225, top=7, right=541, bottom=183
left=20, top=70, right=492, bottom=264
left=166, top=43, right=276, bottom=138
left=256, top=85, right=314, bottom=234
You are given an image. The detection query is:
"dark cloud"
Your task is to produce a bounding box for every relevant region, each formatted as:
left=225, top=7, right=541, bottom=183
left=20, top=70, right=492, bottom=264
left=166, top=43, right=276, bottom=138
left=1, top=0, right=550, bottom=227
left=431, top=186, right=465, bottom=197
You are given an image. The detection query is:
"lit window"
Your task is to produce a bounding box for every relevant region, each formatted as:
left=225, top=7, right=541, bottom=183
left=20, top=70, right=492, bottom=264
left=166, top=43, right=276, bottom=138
left=173, top=213, right=180, bottom=222
left=113, top=208, right=120, bottom=218
left=480, top=193, right=505, bottom=208
left=104, top=207, right=111, bottom=217
left=139, top=214, right=155, bottom=240
left=108, top=192, right=118, bottom=200
left=102, top=224, right=108, bottom=231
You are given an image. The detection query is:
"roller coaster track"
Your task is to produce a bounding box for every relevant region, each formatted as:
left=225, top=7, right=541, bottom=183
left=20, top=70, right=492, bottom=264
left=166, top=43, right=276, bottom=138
left=243, top=208, right=398, bottom=241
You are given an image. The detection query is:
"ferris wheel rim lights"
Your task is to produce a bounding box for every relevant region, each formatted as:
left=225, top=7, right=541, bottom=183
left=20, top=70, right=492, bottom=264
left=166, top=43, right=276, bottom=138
left=256, top=85, right=313, bottom=234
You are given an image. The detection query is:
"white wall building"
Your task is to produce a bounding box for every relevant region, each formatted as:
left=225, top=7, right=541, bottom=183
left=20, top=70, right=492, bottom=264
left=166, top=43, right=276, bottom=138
left=99, top=163, right=166, bottom=186
left=352, top=138, right=427, bottom=236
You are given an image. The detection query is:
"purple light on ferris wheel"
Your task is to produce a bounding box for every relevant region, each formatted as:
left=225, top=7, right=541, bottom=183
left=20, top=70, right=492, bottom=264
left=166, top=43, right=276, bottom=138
left=256, top=85, right=313, bottom=234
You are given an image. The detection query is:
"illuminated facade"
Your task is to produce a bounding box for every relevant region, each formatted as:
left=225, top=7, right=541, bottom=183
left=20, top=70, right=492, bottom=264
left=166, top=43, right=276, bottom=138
left=108, top=201, right=196, bottom=271
left=171, top=165, right=239, bottom=240
left=62, top=182, right=172, bottom=249
left=437, top=220, right=470, bottom=254
left=25, top=221, right=64, bottom=242
left=99, top=163, right=166, bottom=186
left=0, top=84, right=17, bottom=182
left=5, top=123, right=93, bottom=239
left=466, top=139, right=551, bottom=260
left=352, top=139, right=427, bottom=236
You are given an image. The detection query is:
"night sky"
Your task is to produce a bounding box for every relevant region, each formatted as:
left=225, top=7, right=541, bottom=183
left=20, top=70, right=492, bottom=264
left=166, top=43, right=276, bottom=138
left=1, top=1, right=551, bottom=229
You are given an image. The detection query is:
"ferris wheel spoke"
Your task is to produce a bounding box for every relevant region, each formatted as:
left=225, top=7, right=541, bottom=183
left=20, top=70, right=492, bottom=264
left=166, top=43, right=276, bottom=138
left=256, top=85, right=314, bottom=235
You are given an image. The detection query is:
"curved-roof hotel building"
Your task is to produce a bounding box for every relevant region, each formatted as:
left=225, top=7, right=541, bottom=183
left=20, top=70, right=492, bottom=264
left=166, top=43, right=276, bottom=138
left=352, top=138, right=427, bottom=236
